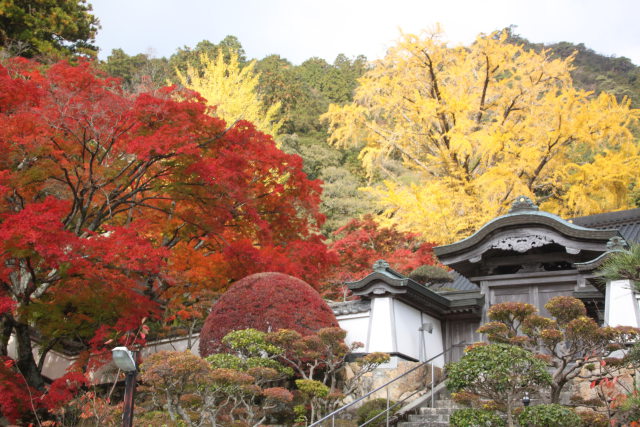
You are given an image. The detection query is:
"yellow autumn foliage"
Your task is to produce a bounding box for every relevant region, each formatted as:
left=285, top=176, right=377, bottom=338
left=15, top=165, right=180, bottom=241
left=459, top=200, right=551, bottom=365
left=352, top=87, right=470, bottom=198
left=176, top=50, right=283, bottom=138
left=322, top=30, right=640, bottom=243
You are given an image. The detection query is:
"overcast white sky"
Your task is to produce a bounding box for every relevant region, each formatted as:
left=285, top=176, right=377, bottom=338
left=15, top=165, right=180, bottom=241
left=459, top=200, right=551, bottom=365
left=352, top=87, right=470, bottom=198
left=91, top=0, right=640, bottom=65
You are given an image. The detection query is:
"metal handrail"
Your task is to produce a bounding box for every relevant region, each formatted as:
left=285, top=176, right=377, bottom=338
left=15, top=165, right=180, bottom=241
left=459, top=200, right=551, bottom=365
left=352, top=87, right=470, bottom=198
left=309, top=342, right=466, bottom=427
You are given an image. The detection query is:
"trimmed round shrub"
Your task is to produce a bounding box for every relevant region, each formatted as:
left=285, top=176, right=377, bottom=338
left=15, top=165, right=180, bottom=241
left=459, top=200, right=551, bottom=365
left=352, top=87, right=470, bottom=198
left=450, top=408, right=505, bottom=427
left=409, top=264, right=452, bottom=284
left=199, top=272, right=339, bottom=356
left=517, top=404, right=581, bottom=427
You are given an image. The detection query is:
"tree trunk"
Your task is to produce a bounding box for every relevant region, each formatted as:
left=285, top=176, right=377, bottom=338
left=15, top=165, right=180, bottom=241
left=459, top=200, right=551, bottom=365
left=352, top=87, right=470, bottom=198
left=0, top=314, right=13, bottom=356
left=506, top=400, right=515, bottom=427
left=550, top=382, right=563, bottom=404
left=14, top=321, right=45, bottom=390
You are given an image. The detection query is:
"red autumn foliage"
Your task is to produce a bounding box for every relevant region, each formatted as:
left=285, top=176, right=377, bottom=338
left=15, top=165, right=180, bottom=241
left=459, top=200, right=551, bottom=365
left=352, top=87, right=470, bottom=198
left=0, top=357, right=34, bottom=423
left=0, top=294, right=14, bottom=314
left=41, top=372, right=88, bottom=411
left=221, top=237, right=337, bottom=291
left=199, top=272, right=339, bottom=356
left=328, top=214, right=438, bottom=283
left=0, top=58, right=331, bottom=391
left=262, top=386, right=294, bottom=402
left=0, top=357, right=88, bottom=422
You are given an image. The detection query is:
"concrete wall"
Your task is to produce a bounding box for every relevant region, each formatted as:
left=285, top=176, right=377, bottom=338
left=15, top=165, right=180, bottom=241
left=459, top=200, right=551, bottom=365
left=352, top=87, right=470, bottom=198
left=7, top=333, right=200, bottom=383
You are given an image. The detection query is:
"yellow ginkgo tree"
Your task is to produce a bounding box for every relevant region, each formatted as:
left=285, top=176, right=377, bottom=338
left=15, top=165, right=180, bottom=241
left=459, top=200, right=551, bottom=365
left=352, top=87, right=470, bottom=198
left=322, top=30, right=640, bottom=243
left=177, top=49, right=283, bottom=137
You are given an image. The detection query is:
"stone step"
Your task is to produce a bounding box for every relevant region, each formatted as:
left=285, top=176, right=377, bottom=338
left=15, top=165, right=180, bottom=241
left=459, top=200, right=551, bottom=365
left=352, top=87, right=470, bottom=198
left=406, top=405, right=457, bottom=425
left=410, top=412, right=451, bottom=420
left=398, top=421, right=449, bottom=427
left=417, top=407, right=456, bottom=416
left=397, top=390, right=464, bottom=426
left=409, top=413, right=451, bottom=423
left=429, top=399, right=464, bottom=409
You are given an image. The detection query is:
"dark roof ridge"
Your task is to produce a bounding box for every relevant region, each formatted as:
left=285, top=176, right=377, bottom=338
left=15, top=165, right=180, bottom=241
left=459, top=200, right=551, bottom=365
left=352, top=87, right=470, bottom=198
left=572, top=207, right=640, bottom=228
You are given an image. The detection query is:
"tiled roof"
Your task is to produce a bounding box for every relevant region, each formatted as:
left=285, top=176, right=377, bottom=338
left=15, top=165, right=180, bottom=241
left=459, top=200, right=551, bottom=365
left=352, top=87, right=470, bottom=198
left=572, top=208, right=640, bottom=244
left=329, top=300, right=371, bottom=315
left=344, top=262, right=483, bottom=318
left=428, top=271, right=478, bottom=292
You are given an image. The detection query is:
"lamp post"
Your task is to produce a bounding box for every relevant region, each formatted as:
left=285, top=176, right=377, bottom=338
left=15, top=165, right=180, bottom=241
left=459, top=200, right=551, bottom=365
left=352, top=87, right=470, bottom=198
left=112, top=347, right=137, bottom=427
left=522, top=391, right=531, bottom=407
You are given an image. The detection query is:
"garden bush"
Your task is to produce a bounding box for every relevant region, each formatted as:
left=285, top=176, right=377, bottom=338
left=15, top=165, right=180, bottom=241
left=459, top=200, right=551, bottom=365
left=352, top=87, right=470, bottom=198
left=199, top=272, right=339, bottom=356
left=516, top=404, right=581, bottom=427
left=447, top=343, right=551, bottom=426
left=356, top=398, right=397, bottom=426
left=575, top=410, right=608, bottom=427
left=450, top=408, right=505, bottom=427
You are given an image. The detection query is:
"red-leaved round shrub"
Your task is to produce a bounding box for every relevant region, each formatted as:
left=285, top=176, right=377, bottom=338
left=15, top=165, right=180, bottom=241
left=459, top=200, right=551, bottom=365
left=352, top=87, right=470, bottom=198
left=199, top=272, right=339, bottom=356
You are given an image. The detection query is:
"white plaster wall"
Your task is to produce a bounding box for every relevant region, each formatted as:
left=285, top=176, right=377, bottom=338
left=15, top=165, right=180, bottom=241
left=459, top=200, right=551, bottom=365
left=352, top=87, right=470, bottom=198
left=7, top=333, right=200, bottom=383
left=143, top=335, right=200, bottom=356
left=393, top=300, right=444, bottom=367
left=335, top=299, right=445, bottom=368
left=7, top=336, right=78, bottom=380
left=393, top=301, right=422, bottom=360
left=367, top=297, right=395, bottom=354
left=422, top=313, right=444, bottom=368
left=605, top=279, right=640, bottom=327
left=336, top=312, right=370, bottom=350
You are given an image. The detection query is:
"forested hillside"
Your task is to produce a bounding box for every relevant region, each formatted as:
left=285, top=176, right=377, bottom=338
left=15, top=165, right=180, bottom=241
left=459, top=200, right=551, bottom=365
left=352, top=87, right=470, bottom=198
left=99, top=31, right=640, bottom=238
left=99, top=37, right=377, bottom=236
left=506, top=28, right=640, bottom=106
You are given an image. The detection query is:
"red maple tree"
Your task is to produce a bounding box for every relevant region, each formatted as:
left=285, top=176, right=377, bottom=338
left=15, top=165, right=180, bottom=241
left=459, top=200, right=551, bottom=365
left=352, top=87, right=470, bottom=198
left=0, top=58, right=332, bottom=397
left=328, top=215, right=438, bottom=285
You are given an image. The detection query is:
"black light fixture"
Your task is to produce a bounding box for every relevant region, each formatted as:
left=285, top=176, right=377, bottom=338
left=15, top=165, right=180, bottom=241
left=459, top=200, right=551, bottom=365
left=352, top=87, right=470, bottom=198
left=112, top=347, right=137, bottom=427
left=419, top=322, right=434, bottom=333
left=522, top=391, right=531, bottom=407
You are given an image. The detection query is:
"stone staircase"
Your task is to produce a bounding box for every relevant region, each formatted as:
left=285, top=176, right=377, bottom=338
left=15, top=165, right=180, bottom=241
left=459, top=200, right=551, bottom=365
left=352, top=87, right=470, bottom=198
left=397, top=396, right=463, bottom=427
left=396, top=393, right=566, bottom=426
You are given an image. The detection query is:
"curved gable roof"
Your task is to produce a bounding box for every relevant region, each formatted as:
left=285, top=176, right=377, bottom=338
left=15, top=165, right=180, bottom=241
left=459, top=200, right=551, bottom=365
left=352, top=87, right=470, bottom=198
left=435, top=196, right=619, bottom=259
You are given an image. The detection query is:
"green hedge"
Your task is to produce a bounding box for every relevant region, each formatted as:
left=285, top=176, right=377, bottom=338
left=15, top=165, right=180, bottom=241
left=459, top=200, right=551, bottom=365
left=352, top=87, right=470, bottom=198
left=517, top=404, right=581, bottom=427
left=450, top=408, right=505, bottom=427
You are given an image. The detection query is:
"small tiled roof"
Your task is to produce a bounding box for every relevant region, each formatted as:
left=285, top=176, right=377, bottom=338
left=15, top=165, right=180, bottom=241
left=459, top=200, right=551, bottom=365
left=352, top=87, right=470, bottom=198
left=345, top=261, right=483, bottom=319
left=572, top=208, right=640, bottom=244
left=427, top=271, right=478, bottom=292
left=329, top=300, right=371, bottom=315
left=450, top=271, right=478, bottom=291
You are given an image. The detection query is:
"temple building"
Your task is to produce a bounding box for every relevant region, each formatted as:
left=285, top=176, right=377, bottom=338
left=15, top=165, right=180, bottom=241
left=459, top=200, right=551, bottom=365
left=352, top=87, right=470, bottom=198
left=332, top=197, right=640, bottom=366
left=9, top=197, right=640, bottom=380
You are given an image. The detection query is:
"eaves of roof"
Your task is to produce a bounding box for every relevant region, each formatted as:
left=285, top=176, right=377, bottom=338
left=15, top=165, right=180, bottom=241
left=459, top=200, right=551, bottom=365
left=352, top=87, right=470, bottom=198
left=347, top=269, right=484, bottom=318
left=435, top=211, right=619, bottom=258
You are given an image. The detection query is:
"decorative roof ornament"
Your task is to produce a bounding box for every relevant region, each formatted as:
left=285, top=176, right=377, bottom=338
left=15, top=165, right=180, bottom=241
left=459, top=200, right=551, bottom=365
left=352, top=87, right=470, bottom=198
left=606, top=235, right=628, bottom=252
left=509, top=196, right=539, bottom=213
left=373, top=259, right=390, bottom=272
